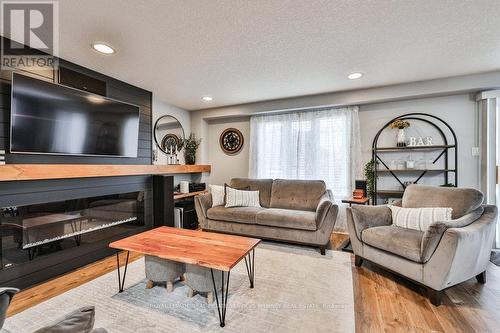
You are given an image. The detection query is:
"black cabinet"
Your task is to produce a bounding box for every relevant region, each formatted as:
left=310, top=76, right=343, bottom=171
left=153, top=176, right=174, bottom=227
left=175, top=200, right=198, bottom=230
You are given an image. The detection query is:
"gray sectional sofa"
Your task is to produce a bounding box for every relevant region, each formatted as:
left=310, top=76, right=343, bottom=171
left=194, top=178, right=338, bottom=254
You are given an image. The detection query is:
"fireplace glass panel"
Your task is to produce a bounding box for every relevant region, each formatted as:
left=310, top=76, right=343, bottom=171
left=0, top=191, right=145, bottom=269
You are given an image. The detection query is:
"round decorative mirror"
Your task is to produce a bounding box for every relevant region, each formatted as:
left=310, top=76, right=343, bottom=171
left=153, top=115, right=185, bottom=154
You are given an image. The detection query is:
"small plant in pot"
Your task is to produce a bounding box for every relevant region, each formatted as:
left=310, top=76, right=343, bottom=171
left=389, top=119, right=410, bottom=147
left=181, top=133, right=201, bottom=165
left=363, top=159, right=377, bottom=199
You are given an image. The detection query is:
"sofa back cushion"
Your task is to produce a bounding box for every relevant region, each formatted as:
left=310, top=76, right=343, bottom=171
left=270, top=179, right=326, bottom=211
left=402, top=184, right=484, bottom=219
left=230, top=178, right=273, bottom=208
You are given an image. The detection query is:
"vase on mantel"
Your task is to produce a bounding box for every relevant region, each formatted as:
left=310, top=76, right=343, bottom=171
left=185, top=154, right=196, bottom=165
left=397, top=129, right=406, bottom=147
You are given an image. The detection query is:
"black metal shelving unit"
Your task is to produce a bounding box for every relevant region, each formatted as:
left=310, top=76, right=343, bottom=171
left=371, top=113, right=458, bottom=205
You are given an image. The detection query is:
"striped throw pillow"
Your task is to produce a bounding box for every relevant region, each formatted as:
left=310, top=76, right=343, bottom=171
left=225, top=187, right=261, bottom=208
left=389, top=205, right=452, bottom=232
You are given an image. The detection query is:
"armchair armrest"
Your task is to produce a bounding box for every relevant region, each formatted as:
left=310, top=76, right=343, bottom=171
left=0, top=287, right=19, bottom=299
left=421, top=206, right=484, bottom=262
left=347, top=205, right=392, bottom=241
left=423, top=205, right=497, bottom=290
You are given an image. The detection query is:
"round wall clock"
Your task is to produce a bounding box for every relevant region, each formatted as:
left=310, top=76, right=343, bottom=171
left=161, top=133, right=180, bottom=152
left=220, top=128, right=244, bottom=155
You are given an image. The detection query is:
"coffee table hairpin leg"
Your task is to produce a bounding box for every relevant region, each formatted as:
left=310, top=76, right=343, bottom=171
left=210, top=249, right=256, bottom=327
left=244, top=249, right=255, bottom=288
left=210, top=269, right=230, bottom=327
left=116, top=250, right=130, bottom=293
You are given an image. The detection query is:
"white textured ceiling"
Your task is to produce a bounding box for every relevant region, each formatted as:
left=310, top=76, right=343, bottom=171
left=57, top=0, right=500, bottom=110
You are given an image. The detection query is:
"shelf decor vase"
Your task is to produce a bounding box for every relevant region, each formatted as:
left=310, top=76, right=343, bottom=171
left=185, top=154, right=196, bottom=165
left=397, top=129, right=406, bottom=147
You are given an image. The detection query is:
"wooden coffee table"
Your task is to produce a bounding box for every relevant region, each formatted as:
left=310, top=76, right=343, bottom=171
left=109, top=226, right=261, bottom=327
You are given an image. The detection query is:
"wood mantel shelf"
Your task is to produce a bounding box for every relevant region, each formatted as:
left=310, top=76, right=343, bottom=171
left=0, top=164, right=211, bottom=182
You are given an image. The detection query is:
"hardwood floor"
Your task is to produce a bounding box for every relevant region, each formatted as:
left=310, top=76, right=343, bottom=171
left=7, top=233, right=500, bottom=333
left=7, top=251, right=143, bottom=317
left=329, top=233, right=500, bottom=333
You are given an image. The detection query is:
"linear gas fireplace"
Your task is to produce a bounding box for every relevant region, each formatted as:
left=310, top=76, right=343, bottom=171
left=0, top=191, right=146, bottom=270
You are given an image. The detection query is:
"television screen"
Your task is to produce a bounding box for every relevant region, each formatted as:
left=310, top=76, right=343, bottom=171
left=10, top=73, right=140, bottom=158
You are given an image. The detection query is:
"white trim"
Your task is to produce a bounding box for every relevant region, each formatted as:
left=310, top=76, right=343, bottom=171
left=476, top=90, right=500, bottom=101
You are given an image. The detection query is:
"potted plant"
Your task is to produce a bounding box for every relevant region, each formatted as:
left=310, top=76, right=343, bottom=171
left=181, top=133, right=201, bottom=165
left=389, top=119, right=410, bottom=147
left=363, top=159, right=377, bottom=199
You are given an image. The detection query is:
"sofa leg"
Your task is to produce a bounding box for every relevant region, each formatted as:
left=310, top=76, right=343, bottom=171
left=146, top=280, right=154, bottom=289
left=476, top=271, right=486, bottom=284
left=319, top=246, right=326, bottom=255
left=427, top=288, right=443, bottom=306
left=354, top=255, right=363, bottom=267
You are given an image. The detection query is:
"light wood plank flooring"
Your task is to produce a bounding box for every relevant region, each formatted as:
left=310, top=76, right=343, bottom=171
left=7, top=233, right=500, bottom=333
left=7, top=251, right=143, bottom=317
left=330, top=233, right=500, bottom=333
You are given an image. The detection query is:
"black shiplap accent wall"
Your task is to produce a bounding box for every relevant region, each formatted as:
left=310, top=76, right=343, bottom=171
left=0, top=38, right=152, bottom=164
left=0, top=37, right=157, bottom=288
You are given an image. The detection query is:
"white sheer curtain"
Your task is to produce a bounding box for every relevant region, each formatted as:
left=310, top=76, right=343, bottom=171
left=249, top=106, right=362, bottom=199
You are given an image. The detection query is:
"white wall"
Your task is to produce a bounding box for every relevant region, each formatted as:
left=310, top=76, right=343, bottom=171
left=206, top=117, right=250, bottom=185
left=359, top=94, right=479, bottom=190
left=192, top=71, right=500, bottom=172
left=192, top=94, right=480, bottom=188
left=188, top=71, right=499, bottom=232
left=152, top=96, right=191, bottom=165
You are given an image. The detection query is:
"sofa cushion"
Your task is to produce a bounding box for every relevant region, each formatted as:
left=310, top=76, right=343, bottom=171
left=230, top=178, right=273, bottom=208
left=256, top=208, right=317, bottom=231
left=207, top=206, right=263, bottom=224
left=402, top=184, right=484, bottom=219
left=270, top=179, right=326, bottom=211
left=361, top=225, right=424, bottom=263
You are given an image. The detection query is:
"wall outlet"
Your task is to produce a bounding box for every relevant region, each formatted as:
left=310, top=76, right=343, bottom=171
left=471, top=147, right=480, bottom=156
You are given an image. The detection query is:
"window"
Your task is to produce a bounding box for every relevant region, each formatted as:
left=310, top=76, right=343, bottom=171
left=249, top=107, right=361, bottom=198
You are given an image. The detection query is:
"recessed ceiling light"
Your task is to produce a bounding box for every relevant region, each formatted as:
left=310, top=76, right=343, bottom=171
left=202, top=96, right=213, bottom=102
left=348, top=72, right=363, bottom=80
left=91, top=43, right=115, bottom=55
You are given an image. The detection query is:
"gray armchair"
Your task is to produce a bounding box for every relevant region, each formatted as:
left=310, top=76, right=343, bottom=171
left=346, top=184, right=497, bottom=305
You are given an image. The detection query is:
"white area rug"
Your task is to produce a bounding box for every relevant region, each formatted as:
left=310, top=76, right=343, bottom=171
left=5, top=243, right=355, bottom=332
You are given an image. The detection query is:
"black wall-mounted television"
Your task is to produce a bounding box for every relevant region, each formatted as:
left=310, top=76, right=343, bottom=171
left=10, top=72, right=140, bottom=158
